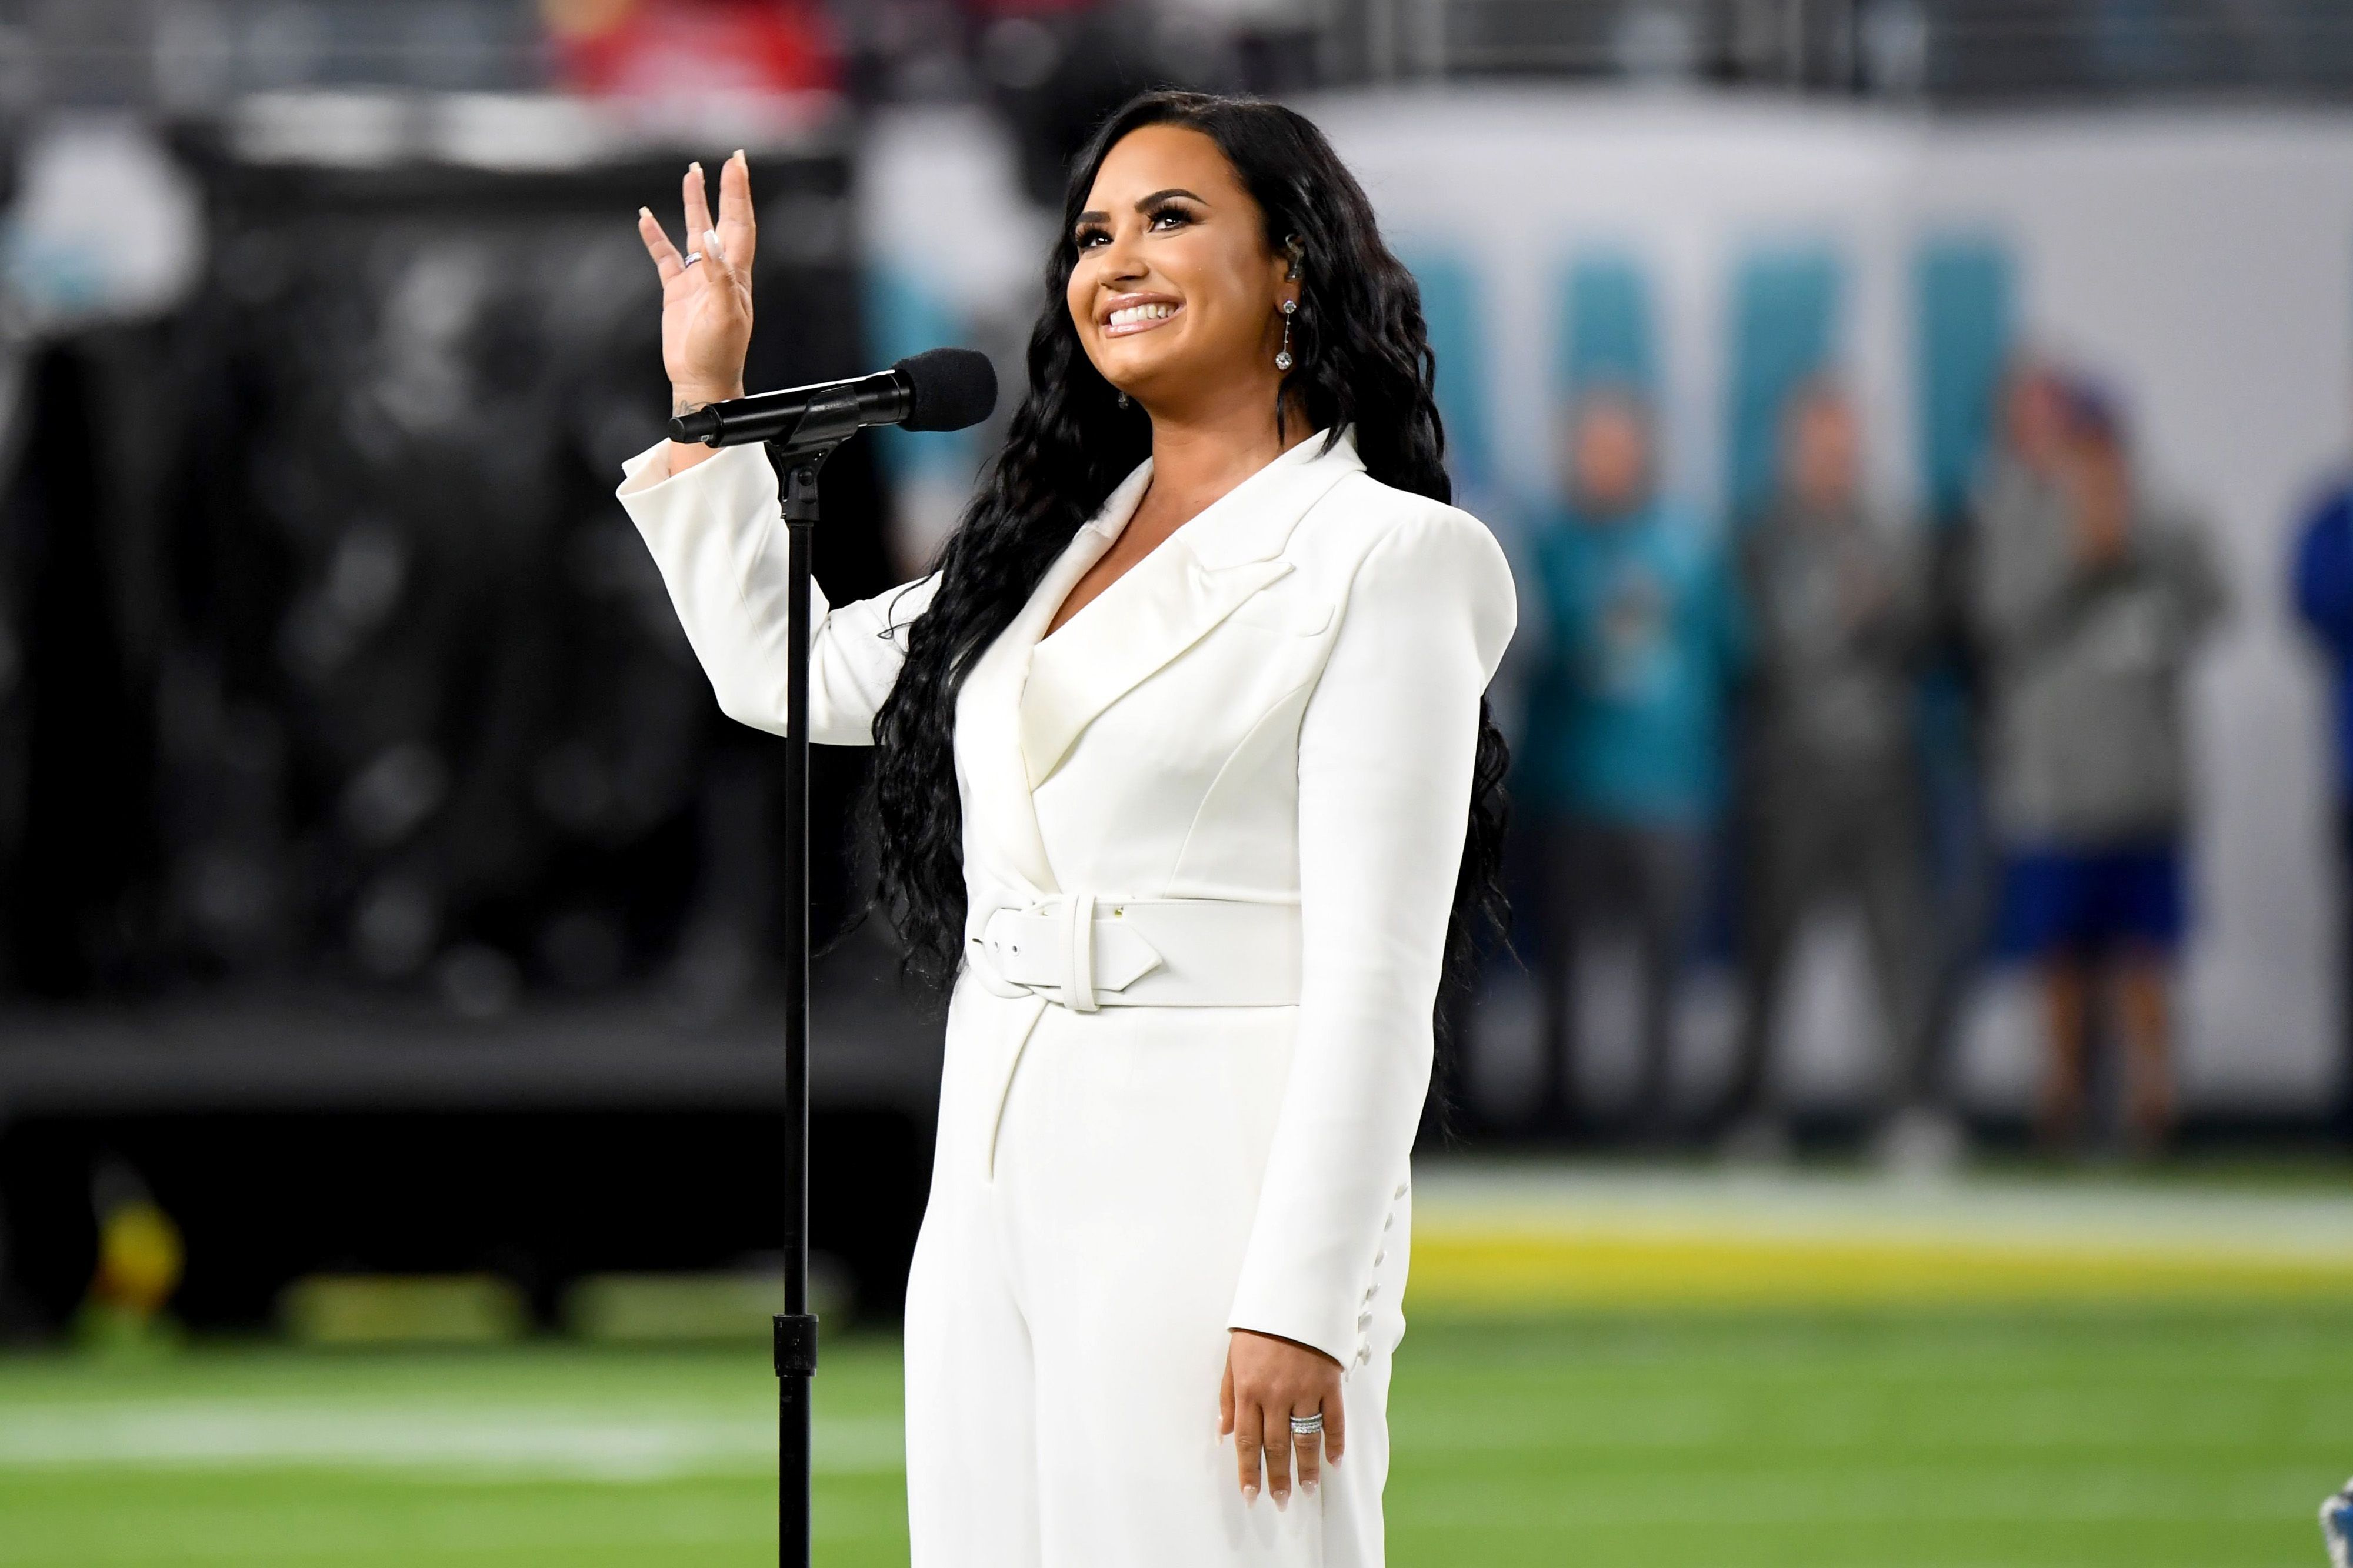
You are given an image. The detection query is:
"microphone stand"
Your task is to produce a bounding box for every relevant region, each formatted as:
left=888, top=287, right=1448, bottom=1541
left=674, top=377, right=905, bottom=1567
left=769, top=437, right=832, bottom=1568
left=726, top=381, right=871, bottom=1568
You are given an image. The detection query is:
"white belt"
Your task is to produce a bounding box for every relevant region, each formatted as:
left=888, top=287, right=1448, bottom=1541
left=975, top=893, right=1301, bottom=1011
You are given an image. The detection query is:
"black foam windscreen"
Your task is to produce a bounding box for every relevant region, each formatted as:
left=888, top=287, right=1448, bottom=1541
left=893, top=348, right=998, bottom=433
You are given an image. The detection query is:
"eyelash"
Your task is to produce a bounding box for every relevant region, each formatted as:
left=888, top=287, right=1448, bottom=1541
left=1074, top=203, right=1194, bottom=251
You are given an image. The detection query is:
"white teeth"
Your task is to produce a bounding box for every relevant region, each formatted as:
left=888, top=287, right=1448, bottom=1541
left=1107, top=302, right=1176, bottom=327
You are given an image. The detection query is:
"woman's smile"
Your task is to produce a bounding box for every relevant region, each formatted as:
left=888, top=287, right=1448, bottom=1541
left=1102, top=294, right=1184, bottom=336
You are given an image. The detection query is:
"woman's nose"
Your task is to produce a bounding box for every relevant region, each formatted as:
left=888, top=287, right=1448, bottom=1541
left=1097, top=226, right=1148, bottom=280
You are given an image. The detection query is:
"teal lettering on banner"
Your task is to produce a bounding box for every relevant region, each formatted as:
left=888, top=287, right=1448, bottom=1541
left=1399, top=249, right=1492, bottom=492
left=1724, top=246, right=1844, bottom=526
left=1559, top=253, right=1657, bottom=398
left=1912, top=236, right=2015, bottom=528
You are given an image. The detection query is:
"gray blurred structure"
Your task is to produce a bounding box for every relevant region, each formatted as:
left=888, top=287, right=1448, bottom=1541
left=1330, top=0, right=2353, bottom=96
left=1, top=0, right=2349, bottom=106
left=11, top=0, right=544, bottom=108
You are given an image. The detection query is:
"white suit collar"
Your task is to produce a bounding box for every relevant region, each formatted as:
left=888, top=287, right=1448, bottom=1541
left=1024, top=426, right=1362, bottom=790
left=957, top=426, right=1363, bottom=894
left=1084, top=424, right=1366, bottom=566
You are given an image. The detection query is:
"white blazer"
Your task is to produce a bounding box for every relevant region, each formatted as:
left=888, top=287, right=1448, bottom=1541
left=618, top=426, right=1517, bottom=1367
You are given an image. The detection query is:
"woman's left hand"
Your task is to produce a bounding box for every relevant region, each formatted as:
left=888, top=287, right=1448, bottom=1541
left=1221, top=1327, right=1345, bottom=1507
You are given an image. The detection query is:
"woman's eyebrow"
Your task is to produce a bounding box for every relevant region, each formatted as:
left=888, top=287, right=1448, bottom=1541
left=1074, top=187, right=1209, bottom=228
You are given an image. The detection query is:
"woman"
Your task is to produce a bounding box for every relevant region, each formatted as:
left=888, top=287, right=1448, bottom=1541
left=622, top=91, right=1516, bottom=1566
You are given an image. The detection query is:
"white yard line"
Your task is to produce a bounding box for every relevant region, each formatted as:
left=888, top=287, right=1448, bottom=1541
left=0, top=1403, right=904, bottom=1480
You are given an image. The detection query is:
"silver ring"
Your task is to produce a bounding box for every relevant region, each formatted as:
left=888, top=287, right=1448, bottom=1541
left=682, top=251, right=704, bottom=268
left=1289, top=1413, right=1324, bottom=1436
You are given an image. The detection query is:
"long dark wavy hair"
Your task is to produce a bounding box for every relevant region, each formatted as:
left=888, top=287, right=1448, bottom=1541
left=856, top=89, right=1512, bottom=1050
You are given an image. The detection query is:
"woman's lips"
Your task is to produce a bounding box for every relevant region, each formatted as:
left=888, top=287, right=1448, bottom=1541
left=1102, top=300, right=1181, bottom=338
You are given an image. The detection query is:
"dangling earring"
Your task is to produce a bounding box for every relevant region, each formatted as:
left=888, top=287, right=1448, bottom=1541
left=1275, top=298, right=1297, bottom=372
left=1115, top=389, right=1130, bottom=409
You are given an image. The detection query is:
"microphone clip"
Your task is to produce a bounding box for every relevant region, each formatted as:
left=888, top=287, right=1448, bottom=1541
left=764, top=386, right=866, bottom=460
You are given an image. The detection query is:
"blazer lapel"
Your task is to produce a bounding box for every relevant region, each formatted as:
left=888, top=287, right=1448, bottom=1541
left=956, top=458, right=1155, bottom=893
left=1018, top=428, right=1365, bottom=791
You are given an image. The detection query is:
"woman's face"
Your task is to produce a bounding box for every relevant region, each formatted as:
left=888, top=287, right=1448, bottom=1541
left=1066, top=124, right=1295, bottom=413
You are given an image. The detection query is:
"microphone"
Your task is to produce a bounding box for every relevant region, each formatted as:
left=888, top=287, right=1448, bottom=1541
left=667, top=346, right=999, bottom=451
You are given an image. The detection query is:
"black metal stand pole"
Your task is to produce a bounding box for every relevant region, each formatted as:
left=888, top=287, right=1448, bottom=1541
left=772, top=448, right=824, bottom=1568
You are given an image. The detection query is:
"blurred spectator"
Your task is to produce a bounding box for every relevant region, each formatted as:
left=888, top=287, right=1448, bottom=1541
left=1913, top=360, right=2084, bottom=1109
left=2288, top=452, right=2353, bottom=1143
left=1726, top=376, right=1943, bottom=1163
left=1520, top=386, right=1744, bottom=1138
left=1968, top=379, right=2228, bottom=1155
left=1974, top=361, right=2078, bottom=588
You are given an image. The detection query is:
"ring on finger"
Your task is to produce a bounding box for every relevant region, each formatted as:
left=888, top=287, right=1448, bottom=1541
left=1289, top=1412, right=1324, bottom=1437
left=682, top=251, right=704, bottom=267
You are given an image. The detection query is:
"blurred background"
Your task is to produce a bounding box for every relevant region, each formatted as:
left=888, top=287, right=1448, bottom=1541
left=2, top=1, right=2352, bottom=1564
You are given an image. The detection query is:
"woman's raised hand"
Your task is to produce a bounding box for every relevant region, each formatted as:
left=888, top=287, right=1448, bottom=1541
left=638, top=151, right=756, bottom=469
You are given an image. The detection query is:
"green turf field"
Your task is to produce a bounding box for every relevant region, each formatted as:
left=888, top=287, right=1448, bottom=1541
left=4, top=1305, right=2349, bottom=1567
left=7, top=1166, right=2351, bottom=1565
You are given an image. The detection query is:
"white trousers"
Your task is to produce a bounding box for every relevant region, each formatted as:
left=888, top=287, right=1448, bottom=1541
left=902, top=979, right=1411, bottom=1567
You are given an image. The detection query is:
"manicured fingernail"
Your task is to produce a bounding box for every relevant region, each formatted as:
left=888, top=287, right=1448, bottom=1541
left=704, top=229, right=724, bottom=258
left=1303, top=1478, right=1318, bottom=1495
left=1242, top=1483, right=1258, bottom=1506
left=638, top=206, right=651, bottom=219
left=1274, top=1489, right=1289, bottom=1512
left=733, top=148, right=746, bottom=161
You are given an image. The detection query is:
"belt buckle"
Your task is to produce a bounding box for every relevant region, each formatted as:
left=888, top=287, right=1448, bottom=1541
left=1061, top=891, right=1099, bottom=1012
left=979, top=893, right=1102, bottom=1011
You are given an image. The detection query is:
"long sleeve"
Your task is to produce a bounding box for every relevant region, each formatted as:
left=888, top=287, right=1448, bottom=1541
left=1224, top=506, right=1518, bottom=1366
left=616, top=439, right=939, bottom=745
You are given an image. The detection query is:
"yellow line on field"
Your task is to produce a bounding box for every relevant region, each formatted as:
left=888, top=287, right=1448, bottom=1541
left=1402, top=1165, right=2353, bottom=1308
left=1407, top=1227, right=2353, bottom=1307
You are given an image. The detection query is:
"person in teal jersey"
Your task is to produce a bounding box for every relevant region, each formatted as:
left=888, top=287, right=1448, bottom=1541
left=1520, top=385, right=1744, bottom=1139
